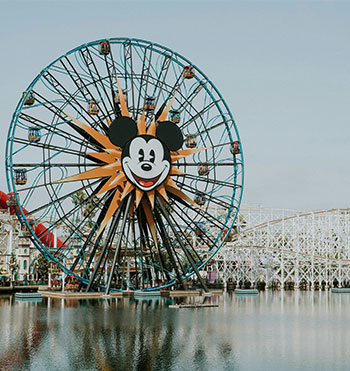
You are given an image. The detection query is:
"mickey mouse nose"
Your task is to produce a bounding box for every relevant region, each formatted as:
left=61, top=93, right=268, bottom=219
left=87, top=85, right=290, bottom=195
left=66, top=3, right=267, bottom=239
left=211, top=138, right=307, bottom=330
left=141, top=163, right=152, bottom=171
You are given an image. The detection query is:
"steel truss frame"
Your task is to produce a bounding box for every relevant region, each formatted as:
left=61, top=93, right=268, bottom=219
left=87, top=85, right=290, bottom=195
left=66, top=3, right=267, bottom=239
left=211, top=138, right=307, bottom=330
left=213, top=207, right=350, bottom=289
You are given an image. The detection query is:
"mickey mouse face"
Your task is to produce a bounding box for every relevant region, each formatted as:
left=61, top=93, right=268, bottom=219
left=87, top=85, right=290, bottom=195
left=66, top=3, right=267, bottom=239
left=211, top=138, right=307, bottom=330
left=122, top=135, right=170, bottom=191
left=108, top=116, right=183, bottom=192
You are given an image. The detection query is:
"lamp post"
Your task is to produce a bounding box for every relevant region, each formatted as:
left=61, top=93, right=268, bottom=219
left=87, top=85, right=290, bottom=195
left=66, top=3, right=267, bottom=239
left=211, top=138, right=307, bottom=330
left=8, top=262, right=14, bottom=288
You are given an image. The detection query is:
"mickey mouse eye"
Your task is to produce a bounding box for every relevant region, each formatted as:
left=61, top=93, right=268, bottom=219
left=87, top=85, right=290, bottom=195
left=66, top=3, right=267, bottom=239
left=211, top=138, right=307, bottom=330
left=139, top=148, right=144, bottom=162
left=150, top=149, right=155, bottom=163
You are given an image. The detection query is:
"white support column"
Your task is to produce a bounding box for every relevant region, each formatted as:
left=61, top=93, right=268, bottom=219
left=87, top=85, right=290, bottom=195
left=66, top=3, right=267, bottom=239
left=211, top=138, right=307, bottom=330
left=127, top=258, right=130, bottom=289
left=62, top=269, right=65, bottom=292
left=8, top=226, right=13, bottom=255
left=218, top=206, right=350, bottom=293
left=54, top=229, right=57, bottom=250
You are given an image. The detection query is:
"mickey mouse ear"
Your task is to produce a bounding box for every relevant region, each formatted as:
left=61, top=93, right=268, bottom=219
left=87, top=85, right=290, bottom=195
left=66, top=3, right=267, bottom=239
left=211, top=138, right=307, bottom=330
left=108, top=117, right=138, bottom=147
left=156, top=121, right=183, bottom=151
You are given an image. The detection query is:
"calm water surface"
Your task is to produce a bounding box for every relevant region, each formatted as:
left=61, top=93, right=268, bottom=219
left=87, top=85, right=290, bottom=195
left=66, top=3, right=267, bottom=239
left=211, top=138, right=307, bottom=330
left=0, top=291, right=349, bottom=371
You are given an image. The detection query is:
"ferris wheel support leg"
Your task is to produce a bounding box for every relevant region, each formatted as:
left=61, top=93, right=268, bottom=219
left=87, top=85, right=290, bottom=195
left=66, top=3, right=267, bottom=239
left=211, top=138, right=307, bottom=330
left=156, top=199, right=209, bottom=293
left=71, top=193, right=113, bottom=277
left=105, top=195, right=133, bottom=295
left=86, top=198, right=126, bottom=292
left=137, top=208, right=150, bottom=290
left=154, top=207, right=185, bottom=290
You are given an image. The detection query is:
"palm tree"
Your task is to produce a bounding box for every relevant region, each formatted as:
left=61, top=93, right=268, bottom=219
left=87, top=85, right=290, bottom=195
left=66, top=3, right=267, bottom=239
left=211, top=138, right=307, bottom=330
left=8, top=253, right=18, bottom=287
left=71, top=190, right=99, bottom=219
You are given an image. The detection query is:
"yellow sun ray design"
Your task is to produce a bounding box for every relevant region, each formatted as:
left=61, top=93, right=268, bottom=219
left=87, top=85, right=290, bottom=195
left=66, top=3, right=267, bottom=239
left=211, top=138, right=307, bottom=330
left=146, top=117, right=156, bottom=136
left=96, top=189, right=121, bottom=239
left=96, top=173, right=126, bottom=196
left=141, top=197, right=158, bottom=249
left=59, top=91, right=206, bottom=239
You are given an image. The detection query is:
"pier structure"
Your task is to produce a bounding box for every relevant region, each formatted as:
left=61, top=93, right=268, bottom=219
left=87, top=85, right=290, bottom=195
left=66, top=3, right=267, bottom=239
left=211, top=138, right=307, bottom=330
left=213, top=207, right=350, bottom=289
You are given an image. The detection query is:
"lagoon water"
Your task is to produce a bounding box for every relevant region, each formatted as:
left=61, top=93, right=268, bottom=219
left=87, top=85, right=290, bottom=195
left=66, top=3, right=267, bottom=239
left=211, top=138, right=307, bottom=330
left=0, top=291, right=350, bottom=371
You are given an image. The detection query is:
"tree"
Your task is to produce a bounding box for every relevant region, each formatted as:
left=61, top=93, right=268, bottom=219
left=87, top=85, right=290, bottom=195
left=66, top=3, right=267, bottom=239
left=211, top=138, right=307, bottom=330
left=154, top=249, right=173, bottom=272
left=8, top=253, right=18, bottom=286
left=71, top=190, right=99, bottom=219
left=36, top=253, right=49, bottom=278
left=182, top=249, right=201, bottom=271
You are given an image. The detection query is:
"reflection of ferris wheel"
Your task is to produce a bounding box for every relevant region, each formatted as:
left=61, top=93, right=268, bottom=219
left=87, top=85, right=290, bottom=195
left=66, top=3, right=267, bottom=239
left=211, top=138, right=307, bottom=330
left=6, top=38, right=244, bottom=292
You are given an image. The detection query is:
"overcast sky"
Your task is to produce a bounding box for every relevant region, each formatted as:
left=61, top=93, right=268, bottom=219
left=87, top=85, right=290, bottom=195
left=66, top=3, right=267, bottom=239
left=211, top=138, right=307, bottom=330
left=0, top=0, right=349, bottom=211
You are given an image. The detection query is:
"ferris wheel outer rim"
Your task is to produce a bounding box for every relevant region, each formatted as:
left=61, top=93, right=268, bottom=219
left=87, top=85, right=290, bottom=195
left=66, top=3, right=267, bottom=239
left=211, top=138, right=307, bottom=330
left=5, top=37, right=244, bottom=287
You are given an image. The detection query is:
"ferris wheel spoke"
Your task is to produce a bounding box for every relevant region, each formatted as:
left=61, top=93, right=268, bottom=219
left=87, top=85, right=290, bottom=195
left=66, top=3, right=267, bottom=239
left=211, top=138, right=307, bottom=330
left=43, top=183, right=106, bottom=245
left=41, top=71, right=110, bottom=135
left=105, top=195, right=133, bottom=294
left=36, top=184, right=105, bottom=246
left=136, top=208, right=159, bottom=281
left=160, top=200, right=205, bottom=266
left=174, top=97, right=217, bottom=152
left=122, top=41, right=137, bottom=119
left=153, top=73, right=185, bottom=123
left=169, top=192, right=228, bottom=230
left=13, top=181, right=60, bottom=193
left=149, top=53, right=173, bottom=115
left=176, top=161, right=243, bottom=167
left=135, top=44, right=153, bottom=118
left=211, top=141, right=241, bottom=152
left=179, top=100, right=218, bottom=131
left=174, top=180, right=235, bottom=211
left=137, top=228, right=156, bottom=286
left=42, top=72, right=99, bottom=124
left=86, top=196, right=128, bottom=292
left=29, top=96, right=106, bottom=155
left=11, top=136, right=100, bottom=163
left=106, top=44, right=125, bottom=108
left=78, top=48, right=114, bottom=121
left=59, top=58, right=98, bottom=105
left=50, top=179, right=106, bottom=231
left=27, top=179, right=101, bottom=216
left=11, top=166, right=105, bottom=202
left=61, top=57, right=114, bottom=123
left=170, top=201, right=218, bottom=251
left=143, top=210, right=172, bottom=284
left=18, top=112, right=101, bottom=153
left=156, top=198, right=209, bottom=291
left=117, top=217, right=135, bottom=288
left=176, top=173, right=238, bottom=189
left=69, top=190, right=115, bottom=274
left=82, top=195, right=119, bottom=282
left=12, top=163, right=103, bottom=168
left=136, top=207, right=151, bottom=288
left=153, top=207, right=186, bottom=286
left=176, top=80, right=206, bottom=115
left=103, top=56, right=121, bottom=117
left=130, top=215, right=141, bottom=288
left=197, top=119, right=232, bottom=137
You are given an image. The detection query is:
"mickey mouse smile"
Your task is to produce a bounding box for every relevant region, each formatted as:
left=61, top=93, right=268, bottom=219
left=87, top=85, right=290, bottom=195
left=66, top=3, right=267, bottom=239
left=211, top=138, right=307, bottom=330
left=130, top=172, right=161, bottom=188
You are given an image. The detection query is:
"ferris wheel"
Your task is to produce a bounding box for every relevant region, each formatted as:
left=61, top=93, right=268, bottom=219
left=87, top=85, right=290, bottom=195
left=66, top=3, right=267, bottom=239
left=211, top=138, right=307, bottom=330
left=6, top=38, right=244, bottom=292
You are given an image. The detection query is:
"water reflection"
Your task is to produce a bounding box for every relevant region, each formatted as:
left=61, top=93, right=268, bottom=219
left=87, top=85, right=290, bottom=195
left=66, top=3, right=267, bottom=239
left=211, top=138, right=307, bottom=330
left=0, top=291, right=350, bottom=370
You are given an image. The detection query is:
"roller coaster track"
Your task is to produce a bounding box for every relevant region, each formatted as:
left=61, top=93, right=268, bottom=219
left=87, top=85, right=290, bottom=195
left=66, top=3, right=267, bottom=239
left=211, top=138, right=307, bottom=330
left=214, top=207, right=350, bottom=288
left=233, top=207, right=349, bottom=237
